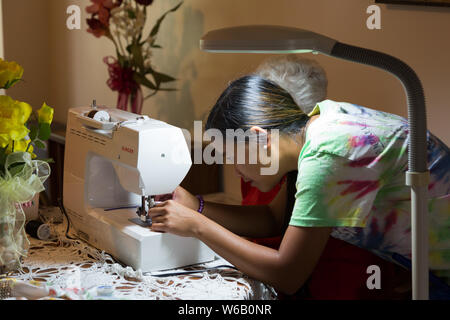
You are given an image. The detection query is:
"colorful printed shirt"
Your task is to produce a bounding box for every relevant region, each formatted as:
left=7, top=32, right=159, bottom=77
left=290, top=100, right=450, bottom=288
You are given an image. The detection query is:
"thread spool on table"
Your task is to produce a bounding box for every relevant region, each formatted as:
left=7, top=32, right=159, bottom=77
left=25, top=221, right=51, bottom=241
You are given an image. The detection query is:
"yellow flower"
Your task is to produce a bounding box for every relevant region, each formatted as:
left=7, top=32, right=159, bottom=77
left=4, top=139, right=36, bottom=158
left=0, top=119, right=30, bottom=142
left=0, top=58, right=24, bottom=89
left=0, top=133, right=10, bottom=148
left=0, top=95, right=32, bottom=124
left=0, top=95, right=32, bottom=144
left=37, top=102, right=54, bottom=125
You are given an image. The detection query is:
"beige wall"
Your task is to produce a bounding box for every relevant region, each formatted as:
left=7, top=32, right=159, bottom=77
left=0, top=0, right=4, bottom=59
left=3, top=0, right=51, bottom=110
left=0, top=0, right=4, bottom=96
left=3, top=0, right=450, bottom=199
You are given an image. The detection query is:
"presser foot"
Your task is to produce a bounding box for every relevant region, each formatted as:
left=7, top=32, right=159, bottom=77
left=130, top=196, right=155, bottom=228
left=129, top=217, right=152, bottom=228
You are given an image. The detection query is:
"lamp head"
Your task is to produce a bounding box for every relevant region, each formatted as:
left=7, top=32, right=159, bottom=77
left=200, top=25, right=337, bottom=55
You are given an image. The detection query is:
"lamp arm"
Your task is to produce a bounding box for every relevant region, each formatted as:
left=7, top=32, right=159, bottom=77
left=330, top=42, right=430, bottom=300
left=330, top=42, right=427, bottom=172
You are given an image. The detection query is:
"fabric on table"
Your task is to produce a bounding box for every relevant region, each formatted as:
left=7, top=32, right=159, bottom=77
left=4, top=210, right=276, bottom=300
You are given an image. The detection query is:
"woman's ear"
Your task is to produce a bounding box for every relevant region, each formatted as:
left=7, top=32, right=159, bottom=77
left=249, top=126, right=271, bottom=149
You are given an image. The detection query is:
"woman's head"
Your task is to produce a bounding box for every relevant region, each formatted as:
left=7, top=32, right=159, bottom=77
left=206, top=57, right=327, bottom=192
left=206, top=75, right=309, bottom=135
left=205, top=75, right=306, bottom=191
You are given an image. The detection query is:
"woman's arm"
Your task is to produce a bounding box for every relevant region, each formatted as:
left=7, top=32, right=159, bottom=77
left=162, top=185, right=288, bottom=238
left=202, top=202, right=279, bottom=238
left=149, top=200, right=331, bottom=294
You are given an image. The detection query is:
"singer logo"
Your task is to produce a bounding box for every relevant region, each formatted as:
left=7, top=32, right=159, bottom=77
left=122, top=146, right=134, bottom=154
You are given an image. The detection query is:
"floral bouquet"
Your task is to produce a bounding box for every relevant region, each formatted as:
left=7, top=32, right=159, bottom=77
left=0, top=58, right=54, bottom=274
left=86, top=0, right=183, bottom=114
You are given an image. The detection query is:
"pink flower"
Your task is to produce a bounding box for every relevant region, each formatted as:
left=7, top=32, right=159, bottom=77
left=104, top=56, right=138, bottom=94
left=87, top=18, right=108, bottom=38
left=86, top=0, right=119, bottom=25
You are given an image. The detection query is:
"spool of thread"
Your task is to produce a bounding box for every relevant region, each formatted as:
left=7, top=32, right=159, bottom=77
left=97, top=285, right=114, bottom=297
left=87, top=110, right=111, bottom=122
left=25, top=220, right=51, bottom=241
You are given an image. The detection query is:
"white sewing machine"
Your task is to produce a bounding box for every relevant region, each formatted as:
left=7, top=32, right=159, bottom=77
left=63, top=102, right=215, bottom=272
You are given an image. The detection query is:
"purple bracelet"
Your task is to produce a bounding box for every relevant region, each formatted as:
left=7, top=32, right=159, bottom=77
left=196, top=195, right=204, bottom=214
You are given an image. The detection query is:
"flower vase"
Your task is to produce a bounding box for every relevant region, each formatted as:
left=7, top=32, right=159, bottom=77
left=0, top=202, right=29, bottom=274
left=116, top=85, right=144, bottom=115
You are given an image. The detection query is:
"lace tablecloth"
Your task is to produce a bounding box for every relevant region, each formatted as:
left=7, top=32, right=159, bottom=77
left=3, top=208, right=277, bottom=300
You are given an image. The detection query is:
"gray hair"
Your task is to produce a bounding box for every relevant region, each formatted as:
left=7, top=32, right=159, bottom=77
left=255, top=55, right=328, bottom=114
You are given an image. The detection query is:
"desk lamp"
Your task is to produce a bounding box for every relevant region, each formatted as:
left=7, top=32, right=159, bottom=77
left=200, top=25, right=429, bottom=300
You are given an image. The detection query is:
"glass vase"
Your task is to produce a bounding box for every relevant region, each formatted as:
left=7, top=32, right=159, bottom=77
left=0, top=204, right=28, bottom=274
left=116, top=85, right=144, bottom=115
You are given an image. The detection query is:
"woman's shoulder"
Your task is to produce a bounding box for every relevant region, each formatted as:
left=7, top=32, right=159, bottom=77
left=314, top=100, right=408, bottom=124
left=304, top=100, right=409, bottom=162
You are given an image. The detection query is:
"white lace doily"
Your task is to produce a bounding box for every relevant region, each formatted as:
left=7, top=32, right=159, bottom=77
left=5, top=208, right=277, bottom=300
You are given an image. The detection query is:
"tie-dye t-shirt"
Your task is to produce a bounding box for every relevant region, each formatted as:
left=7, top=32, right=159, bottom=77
left=291, top=100, right=450, bottom=284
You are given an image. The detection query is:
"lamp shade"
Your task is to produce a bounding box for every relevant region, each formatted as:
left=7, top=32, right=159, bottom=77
left=200, top=25, right=337, bottom=55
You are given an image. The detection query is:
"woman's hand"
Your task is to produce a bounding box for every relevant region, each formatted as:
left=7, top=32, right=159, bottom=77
left=154, top=186, right=200, bottom=211
left=148, top=200, right=202, bottom=238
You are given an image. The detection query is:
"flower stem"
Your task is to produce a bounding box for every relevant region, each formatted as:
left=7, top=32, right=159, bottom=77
left=25, top=141, right=32, bottom=153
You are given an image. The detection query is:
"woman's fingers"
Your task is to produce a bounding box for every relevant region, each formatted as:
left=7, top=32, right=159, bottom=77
left=148, top=207, right=166, bottom=218
left=148, top=202, right=172, bottom=217
left=151, top=223, right=167, bottom=233
left=151, top=215, right=167, bottom=224
left=153, top=201, right=167, bottom=208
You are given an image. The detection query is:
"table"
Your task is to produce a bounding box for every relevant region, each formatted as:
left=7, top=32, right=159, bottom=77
left=3, top=207, right=276, bottom=300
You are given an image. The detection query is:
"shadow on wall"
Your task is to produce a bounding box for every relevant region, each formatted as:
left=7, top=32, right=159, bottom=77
left=143, top=3, right=205, bottom=132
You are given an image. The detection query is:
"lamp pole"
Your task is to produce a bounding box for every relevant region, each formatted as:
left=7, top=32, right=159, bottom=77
left=330, top=42, right=429, bottom=300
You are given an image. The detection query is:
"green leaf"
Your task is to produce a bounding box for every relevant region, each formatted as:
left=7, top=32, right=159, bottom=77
left=129, top=42, right=145, bottom=72
left=3, top=78, right=21, bottom=89
left=157, top=88, right=178, bottom=92
left=133, top=73, right=157, bottom=90
left=148, top=2, right=183, bottom=38
left=34, top=140, right=46, bottom=149
left=0, top=147, right=7, bottom=169
left=29, top=125, right=39, bottom=141
left=127, top=9, right=136, bottom=19
left=152, top=71, right=177, bottom=85
left=117, top=51, right=127, bottom=67
left=126, top=44, right=133, bottom=54
left=38, top=123, right=51, bottom=141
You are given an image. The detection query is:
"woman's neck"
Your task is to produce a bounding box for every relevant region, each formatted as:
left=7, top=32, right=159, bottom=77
left=279, top=115, right=320, bottom=172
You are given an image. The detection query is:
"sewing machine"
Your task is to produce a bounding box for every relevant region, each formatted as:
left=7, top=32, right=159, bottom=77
left=63, top=102, right=215, bottom=272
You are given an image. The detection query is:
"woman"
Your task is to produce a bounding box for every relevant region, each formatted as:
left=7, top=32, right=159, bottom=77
left=149, top=57, right=450, bottom=298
